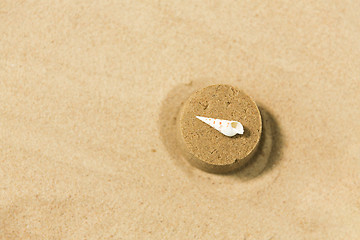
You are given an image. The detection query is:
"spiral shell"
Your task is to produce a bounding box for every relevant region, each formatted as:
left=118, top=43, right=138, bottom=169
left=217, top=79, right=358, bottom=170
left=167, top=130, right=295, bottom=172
left=196, top=116, right=244, bottom=137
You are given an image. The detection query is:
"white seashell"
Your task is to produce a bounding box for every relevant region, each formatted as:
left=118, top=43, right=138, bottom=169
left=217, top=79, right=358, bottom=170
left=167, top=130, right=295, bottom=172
left=196, top=116, right=244, bottom=137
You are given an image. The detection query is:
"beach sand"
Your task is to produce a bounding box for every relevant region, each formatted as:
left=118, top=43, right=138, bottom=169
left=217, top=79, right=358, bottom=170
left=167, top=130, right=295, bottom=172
left=1, top=1, right=360, bottom=239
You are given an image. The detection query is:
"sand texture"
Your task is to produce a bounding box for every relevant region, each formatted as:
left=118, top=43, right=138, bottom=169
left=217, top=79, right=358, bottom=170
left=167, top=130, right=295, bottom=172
left=1, top=1, right=360, bottom=239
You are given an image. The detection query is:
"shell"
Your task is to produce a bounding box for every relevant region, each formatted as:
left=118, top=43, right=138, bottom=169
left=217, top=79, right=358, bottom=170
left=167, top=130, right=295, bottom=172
left=196, top=116, right=244, bottom=137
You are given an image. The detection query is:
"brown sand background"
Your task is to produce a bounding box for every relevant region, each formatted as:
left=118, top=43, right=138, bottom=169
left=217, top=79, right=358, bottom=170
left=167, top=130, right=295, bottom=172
left=1, top=1, right=360, bottom=239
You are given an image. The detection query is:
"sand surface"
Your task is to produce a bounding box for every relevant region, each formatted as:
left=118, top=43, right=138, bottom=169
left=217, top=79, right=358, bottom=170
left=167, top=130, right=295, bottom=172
left=1, top=1, right=360, bottom=239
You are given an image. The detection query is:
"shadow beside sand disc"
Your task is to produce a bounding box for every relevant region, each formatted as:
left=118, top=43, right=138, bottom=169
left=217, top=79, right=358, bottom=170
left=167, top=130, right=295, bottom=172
left=159, top=81, right=283, bottom=179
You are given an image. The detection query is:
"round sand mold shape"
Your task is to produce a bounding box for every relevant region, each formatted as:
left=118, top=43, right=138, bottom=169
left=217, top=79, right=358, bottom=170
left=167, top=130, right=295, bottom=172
left=177, top=84, right=262, bottom=173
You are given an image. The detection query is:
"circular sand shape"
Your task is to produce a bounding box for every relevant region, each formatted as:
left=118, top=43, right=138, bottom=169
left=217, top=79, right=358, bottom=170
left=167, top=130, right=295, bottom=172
left=177, top=84, right=262, bottom=173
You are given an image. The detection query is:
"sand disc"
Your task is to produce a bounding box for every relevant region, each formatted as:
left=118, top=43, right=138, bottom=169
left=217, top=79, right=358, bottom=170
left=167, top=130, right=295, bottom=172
left=177, top=84, right=262, bottom=173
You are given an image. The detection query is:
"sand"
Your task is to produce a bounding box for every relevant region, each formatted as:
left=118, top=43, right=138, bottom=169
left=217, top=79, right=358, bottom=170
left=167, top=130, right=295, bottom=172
left=1, top=1, right=360, bottom=239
